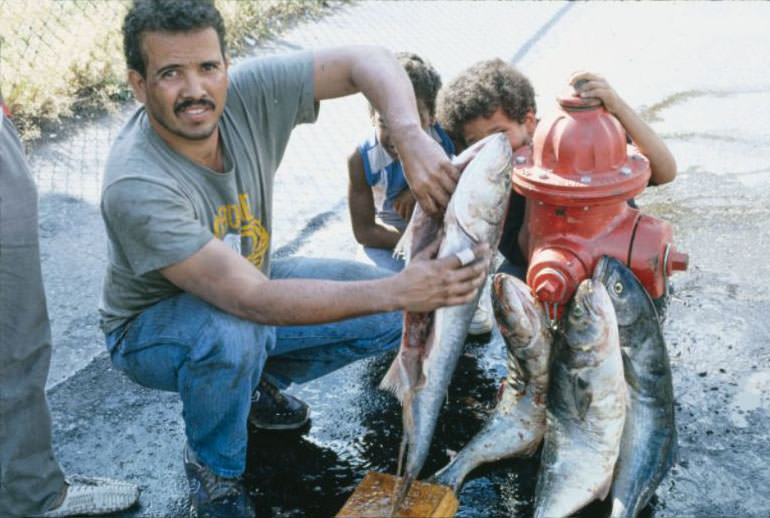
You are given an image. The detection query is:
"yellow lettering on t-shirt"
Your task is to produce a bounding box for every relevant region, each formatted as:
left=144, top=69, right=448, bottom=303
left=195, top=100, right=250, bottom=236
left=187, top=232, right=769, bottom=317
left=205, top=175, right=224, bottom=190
left=213, top=206, right=229, bottom=238
left=212, top=194, right=269, bottom=268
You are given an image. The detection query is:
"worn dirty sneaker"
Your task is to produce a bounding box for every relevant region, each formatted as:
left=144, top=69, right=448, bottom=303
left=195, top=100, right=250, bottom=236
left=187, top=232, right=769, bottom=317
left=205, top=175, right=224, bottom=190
left=468, top=279, right=494, bottom=335
left=30, top=475, right=139, bottom=517
left=184, top=444, right=255, bottom=518
left=248, top=379, right=310, bottom=430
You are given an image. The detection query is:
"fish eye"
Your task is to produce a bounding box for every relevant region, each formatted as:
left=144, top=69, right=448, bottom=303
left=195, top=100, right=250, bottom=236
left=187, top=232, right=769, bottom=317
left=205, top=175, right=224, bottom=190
left=572, top=305, right=584, bottom=318
left=613, top=281, right=624, bottom=295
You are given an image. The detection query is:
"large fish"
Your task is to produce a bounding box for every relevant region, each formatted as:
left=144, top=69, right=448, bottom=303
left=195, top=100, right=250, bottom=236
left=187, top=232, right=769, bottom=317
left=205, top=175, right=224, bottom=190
left=380, top=133, right=513, bottom=512
left=533, top=279, right=627, bottom=518
left=593, top=256, right=678, bottom=518
left=431, top=273, right=551, bottom=491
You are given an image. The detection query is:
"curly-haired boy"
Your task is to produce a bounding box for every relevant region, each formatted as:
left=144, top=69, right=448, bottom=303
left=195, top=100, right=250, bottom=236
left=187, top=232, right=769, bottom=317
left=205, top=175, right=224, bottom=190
left=437, top=59, right=676, bottom=279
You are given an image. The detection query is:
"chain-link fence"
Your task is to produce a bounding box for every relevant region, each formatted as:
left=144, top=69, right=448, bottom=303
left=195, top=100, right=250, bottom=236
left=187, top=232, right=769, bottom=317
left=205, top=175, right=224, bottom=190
left=0, top=0, right=333, bottom=140
left=1, top=1, right=131, bottom=138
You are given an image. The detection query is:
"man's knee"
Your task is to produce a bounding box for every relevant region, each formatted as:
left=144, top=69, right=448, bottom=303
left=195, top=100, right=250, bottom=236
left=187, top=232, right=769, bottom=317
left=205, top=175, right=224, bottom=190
left=193, top=310, right=274, bottom=373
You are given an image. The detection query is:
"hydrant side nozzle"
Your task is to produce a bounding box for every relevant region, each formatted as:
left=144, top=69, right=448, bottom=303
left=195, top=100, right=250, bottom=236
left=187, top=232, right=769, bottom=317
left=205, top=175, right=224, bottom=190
left=667, top=249, right=689, bottom=273
left=535, top=279, right=559, bottom=302
left=532, top=268, right=568, bottom=304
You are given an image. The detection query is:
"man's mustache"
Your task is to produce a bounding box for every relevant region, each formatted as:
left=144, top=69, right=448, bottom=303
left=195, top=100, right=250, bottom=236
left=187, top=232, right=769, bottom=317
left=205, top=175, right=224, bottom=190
left=174, top=99, right=216, bottom=114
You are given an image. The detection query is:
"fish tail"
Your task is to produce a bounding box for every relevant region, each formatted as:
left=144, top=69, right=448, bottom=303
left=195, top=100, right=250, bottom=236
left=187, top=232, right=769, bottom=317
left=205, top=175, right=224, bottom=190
left=391, top=393, right=416, bottom=517
left=397, top=390, right=415, bottom=476
left=390, top=473, right=415, bottom=518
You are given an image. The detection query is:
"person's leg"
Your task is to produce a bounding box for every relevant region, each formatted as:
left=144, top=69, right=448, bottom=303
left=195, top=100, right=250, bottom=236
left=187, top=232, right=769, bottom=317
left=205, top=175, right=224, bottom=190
left=107, top=293, right=272, bottom=478
left=264, top=257, right=401, bottom=386
left=0, top=116, right=137, bottom=518
left=360, top=245, right=405, bottom=272
left=0, top=134, right=66, bottom=516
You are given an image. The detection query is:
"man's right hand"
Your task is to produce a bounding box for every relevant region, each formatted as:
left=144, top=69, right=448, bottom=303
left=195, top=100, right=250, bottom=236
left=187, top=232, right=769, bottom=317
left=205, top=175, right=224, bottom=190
left=396, top=127, right=459, bottom=216
left=391, top=234, right=490, bottom=313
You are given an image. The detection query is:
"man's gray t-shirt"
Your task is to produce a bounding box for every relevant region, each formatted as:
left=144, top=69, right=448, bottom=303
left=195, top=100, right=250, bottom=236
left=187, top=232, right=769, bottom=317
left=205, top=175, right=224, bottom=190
left=100, top=51, right=318, bottom=333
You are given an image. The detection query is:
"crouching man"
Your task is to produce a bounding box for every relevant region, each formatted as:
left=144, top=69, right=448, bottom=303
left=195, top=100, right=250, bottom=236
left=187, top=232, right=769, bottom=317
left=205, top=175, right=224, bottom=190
left=101, top=1, right=488, bottom=517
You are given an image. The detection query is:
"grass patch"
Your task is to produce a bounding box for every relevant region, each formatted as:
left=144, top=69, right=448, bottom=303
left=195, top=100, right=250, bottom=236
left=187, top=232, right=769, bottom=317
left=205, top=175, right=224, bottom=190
left=0, top=0, right=341, bottom=140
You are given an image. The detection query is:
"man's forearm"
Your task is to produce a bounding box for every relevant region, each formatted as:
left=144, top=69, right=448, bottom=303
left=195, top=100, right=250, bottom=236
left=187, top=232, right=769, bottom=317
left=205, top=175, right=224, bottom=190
left=345, top=47, right=422, bottom=137
left=163, top=239, right=399, bottom=326
left=232, top=277, right=398, bottom=326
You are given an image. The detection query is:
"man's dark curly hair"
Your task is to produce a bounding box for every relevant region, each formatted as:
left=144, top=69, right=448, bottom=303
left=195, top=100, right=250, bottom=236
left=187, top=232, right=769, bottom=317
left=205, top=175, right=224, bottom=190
left=122, top=0, right=227, bottom=77
left=369, top=52, right=442, bottom=119
left=437, top=58, right=536, bottom=149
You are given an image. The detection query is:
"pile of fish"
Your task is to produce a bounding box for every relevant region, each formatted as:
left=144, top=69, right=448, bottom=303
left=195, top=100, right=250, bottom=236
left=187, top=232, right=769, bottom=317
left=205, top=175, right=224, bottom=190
left=378, top=129, right=676, bottom=517
left=379, top=132, right=514, bottom=513
left=432, top=256, right=678, bottom=518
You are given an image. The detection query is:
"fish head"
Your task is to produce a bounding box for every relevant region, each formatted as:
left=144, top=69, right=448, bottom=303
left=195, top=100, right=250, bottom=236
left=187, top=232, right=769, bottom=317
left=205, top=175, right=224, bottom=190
left=592, top=256, right=658, bottom=328
left=563, top=279, right=617, bottom=366
left=451, top=133, right=513, bottom=239
left=492, top=273, right=539, bottom=348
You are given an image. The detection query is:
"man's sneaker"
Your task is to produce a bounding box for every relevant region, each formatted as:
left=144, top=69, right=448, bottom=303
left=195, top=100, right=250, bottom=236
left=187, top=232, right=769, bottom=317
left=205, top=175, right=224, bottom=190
left=31, top=476, right=139, bottom=517
left=468, top=279, right=494, bottom=335
left=248, top=379, right=310, bottom=431
left=184, top=444, right=256, bottom=518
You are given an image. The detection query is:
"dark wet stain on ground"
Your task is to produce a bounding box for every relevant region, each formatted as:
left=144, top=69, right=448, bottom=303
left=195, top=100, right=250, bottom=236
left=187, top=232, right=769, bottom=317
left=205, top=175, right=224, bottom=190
left=241, top=333, right=664, bottom=518
left=639, top=87, right=770, bottom=123
left=48, top=253, right=769, bottom=518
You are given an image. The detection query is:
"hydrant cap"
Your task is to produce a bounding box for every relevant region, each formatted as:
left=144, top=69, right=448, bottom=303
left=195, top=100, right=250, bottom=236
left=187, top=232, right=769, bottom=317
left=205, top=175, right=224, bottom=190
left=534, top=100, right=628, bottom=176
left=557, top=92, right=603, bottom=111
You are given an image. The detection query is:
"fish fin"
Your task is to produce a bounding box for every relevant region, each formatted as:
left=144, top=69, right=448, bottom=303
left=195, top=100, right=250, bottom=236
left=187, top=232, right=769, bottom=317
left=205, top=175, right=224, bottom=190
left=571, top=373, right=593, bottom=420
left=620, top=349, right=641, bottom=392
left=379, top=349, right=423, bottom=403
left=379, top=356, right=410, bottom=403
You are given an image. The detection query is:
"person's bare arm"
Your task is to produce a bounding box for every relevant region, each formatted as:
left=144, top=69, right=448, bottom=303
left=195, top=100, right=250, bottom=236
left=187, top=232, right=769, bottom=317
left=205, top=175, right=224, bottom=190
left=347, top=149, right=402, bottom=249
left=314, top=46, right=458, bottom=214
left=391, top=188, right=416, bottom=222
left=570, top=71, right=677, bottom=185
left=160, top=236, right=489, bottom=326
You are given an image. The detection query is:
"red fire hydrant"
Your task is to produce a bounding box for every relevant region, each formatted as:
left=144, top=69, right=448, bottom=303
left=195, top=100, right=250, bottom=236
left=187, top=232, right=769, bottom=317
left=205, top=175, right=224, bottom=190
left=512, top=91, right=688, bottom=318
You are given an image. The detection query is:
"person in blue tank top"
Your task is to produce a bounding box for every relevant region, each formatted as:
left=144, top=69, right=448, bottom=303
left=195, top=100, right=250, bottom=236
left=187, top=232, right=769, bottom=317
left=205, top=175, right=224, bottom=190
left=347, top=52, right=454, bottom=273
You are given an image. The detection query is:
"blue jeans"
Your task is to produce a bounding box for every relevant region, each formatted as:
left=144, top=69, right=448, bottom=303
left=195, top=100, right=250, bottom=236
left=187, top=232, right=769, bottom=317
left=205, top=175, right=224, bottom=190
left=105, top=257, right=401, bottom=478
left=361, top=246, right=405, bottom=272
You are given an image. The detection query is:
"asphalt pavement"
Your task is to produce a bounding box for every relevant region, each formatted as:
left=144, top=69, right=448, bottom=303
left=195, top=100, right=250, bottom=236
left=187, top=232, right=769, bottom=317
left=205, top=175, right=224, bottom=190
left=32, top=2, right=770, bottom=517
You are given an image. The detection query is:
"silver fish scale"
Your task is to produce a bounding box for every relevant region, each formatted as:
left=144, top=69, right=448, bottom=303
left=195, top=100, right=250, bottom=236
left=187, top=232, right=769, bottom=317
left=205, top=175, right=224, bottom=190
left=594, top=256, right=677, bottom=518
left=534, top=280, right=627, bottom=518
left=432, top=274, right=551, bottom=492
left=386, top=133, right=514, bottom=511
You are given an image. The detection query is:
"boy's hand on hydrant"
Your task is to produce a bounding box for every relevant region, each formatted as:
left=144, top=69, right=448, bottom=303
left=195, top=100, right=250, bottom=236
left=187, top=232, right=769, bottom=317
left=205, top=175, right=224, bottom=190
left=569, top=71, right=626, bottom=115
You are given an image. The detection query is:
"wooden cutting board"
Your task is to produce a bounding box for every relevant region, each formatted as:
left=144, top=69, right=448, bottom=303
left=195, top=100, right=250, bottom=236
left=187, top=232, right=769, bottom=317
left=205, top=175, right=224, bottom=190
left=336, top=471, right=458, bottom=518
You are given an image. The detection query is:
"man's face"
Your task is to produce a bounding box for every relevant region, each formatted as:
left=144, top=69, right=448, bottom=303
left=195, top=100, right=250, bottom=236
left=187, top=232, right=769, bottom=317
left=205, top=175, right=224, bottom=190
left=462, top=107, right=536, bottom=150
left=129, top=28, right=228, bottom=143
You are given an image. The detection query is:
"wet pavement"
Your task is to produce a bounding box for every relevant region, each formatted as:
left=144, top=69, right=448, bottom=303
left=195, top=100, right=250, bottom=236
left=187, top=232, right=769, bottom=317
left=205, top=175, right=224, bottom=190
left=35, top=2, right=770, bottom=517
